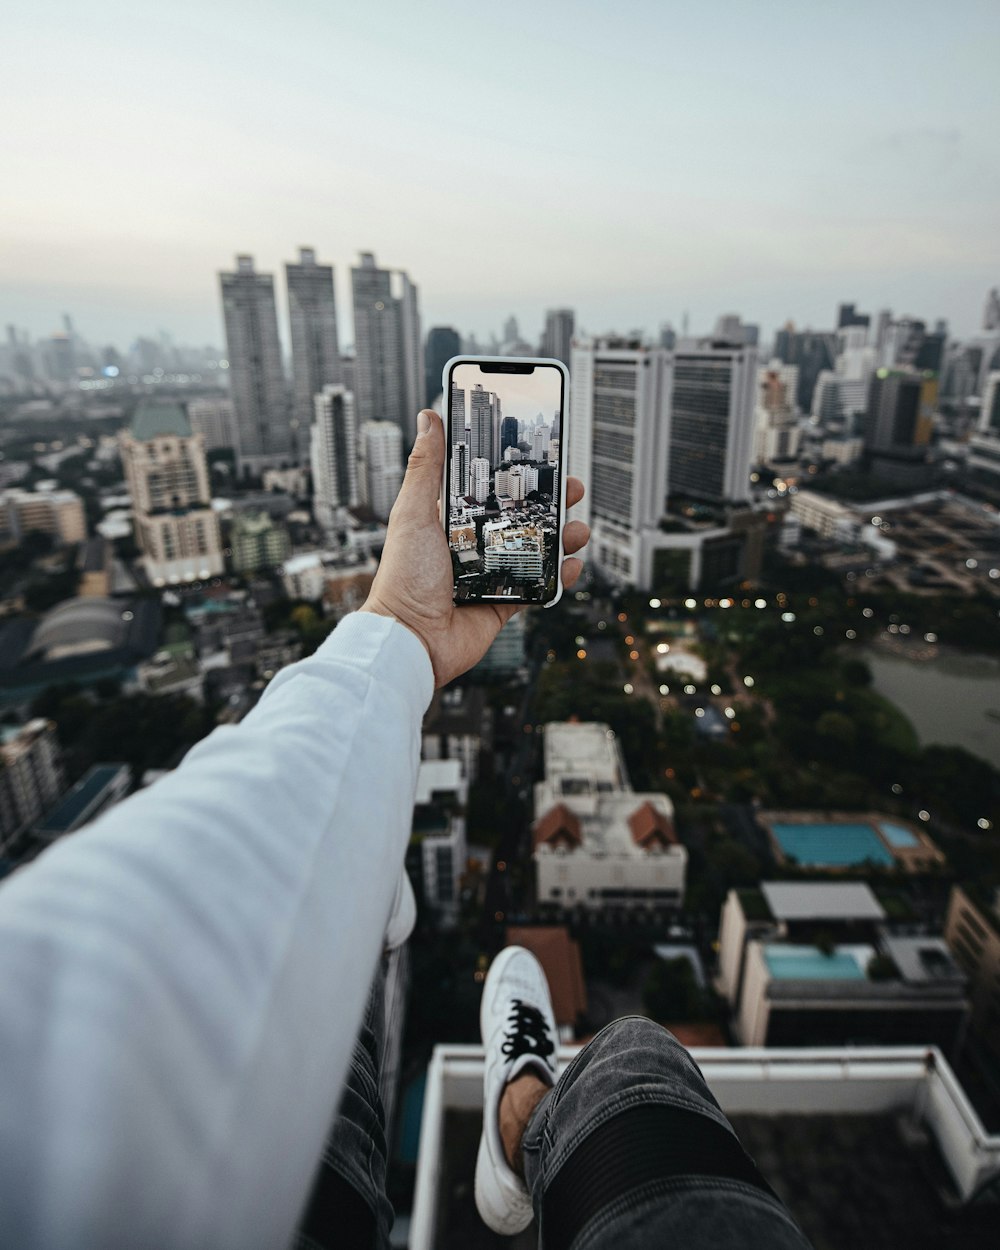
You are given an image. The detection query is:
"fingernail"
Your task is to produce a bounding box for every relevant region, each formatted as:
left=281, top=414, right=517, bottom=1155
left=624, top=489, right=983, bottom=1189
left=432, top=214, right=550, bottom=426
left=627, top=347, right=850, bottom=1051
left=417, top=410, right=431, bottom=435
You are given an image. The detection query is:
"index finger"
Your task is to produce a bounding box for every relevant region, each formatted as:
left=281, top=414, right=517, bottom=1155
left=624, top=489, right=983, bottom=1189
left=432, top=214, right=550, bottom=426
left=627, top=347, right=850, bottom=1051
left=567, top=477, right=585, bottom=509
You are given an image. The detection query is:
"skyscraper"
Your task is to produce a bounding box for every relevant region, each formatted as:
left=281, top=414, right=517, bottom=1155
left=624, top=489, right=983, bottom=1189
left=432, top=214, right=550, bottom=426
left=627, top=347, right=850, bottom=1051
left=470, top=457, right=490, bottom=504
left=569, top=339, right=672, bottom=581
left=351, top=252, right=422, bottom=445
left=451, top=441, right=468, bottom=498
left=500, top=416, right=519, bottom=456
left=468, top=383, right=494, bottom=469
left=359, top=420, right=404, bottom=521
left=425, top=327, right=461, bottom=407
left=979, top=372, right=1000, bottom=434
left=542, top=309, right=575, bottom=366
left=187, top=397, right=236, bottom=451
left=286, top=247, right=341, bottom=455
left=837, top=303, right=870, bottom=330
left=864, top=370, right=935, bottom=463
left=531, top=424, right=550, bottom=463
left=310, top=384, right=358, bottom=532
left=119, top=400, right=224, bottom=586
left=669, top=342, right=757, bottom=504
left=219, top=255, right=290, bottom=476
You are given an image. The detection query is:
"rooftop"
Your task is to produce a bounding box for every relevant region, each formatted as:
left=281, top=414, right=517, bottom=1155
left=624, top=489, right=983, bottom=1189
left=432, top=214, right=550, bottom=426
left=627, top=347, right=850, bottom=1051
left=36, top=764, right=129, bottom=837
left=413, top=1046, right=1000, bottom=1250
left=414, top=759, right=465, bottom=806
left=542, top=722, right=625, bottom=790
left=503, top=927, right=587, bottom=1029
left=129, top=400, right=192, bottom=441
left=760, top=881, right=886, bottom=923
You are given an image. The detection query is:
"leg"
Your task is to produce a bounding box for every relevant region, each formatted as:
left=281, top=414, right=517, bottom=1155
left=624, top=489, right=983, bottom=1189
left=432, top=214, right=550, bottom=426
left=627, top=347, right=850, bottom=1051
left=520, top=1017, right=813, bottom=1250
left=292, top=960, right=394, bottom=1250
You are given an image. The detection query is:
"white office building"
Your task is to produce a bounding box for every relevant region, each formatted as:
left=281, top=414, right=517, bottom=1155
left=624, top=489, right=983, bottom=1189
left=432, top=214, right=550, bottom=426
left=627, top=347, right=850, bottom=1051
left=359, top=420, right=403, bottom=521
left=470, top=457, right=490, bottom=504
left=569, top=339, right=672, bottom=585
left=482, top=522, right=542, bottom=579
left=533, top=722, right=686, bottom=912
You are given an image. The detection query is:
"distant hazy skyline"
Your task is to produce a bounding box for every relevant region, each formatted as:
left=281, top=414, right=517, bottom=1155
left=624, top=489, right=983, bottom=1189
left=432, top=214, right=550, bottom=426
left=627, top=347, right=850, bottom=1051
left=452, top=363, right=561, bottom=424
left=3, top=1, right=999, bottom=349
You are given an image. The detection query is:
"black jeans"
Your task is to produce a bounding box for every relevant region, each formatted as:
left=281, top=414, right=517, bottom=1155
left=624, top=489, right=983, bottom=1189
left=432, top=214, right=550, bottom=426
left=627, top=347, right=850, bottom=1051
left=294, top=1003, right=811, bottom=1249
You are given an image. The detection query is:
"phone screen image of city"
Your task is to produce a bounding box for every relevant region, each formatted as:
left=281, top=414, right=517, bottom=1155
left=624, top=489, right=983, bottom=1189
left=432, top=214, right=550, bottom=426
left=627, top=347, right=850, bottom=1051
left=447, top=362, right=564, bottom=605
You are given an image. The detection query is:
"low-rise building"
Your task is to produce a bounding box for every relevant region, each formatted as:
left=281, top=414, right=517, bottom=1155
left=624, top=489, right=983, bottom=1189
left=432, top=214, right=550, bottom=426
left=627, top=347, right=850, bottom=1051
left=409, top=759, right=468, bottom=923
left=0, top=719, right=64, bottom=857
left=790, top=489, right=856, bottom=540
left=229, top=511, right=292, bottom=574
left=421, top=685, right=490, bottom=785
left=944, top=885, right=1000, bottom=1061
left=2, top=486, right=87, bottom=545
left=719, top=882, right=968, bottom=1052
left=533, top=722, right=686, bottom=913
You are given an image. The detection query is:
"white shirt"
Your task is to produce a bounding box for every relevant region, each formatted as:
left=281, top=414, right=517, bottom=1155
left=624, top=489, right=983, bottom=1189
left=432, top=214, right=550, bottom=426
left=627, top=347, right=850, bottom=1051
left=0, top=612, right=434, bottom=1249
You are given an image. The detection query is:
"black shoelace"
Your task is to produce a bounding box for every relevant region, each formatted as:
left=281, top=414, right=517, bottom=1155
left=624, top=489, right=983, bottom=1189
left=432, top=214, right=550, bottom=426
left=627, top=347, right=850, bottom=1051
left=501, top=999, right=554, bottom=1062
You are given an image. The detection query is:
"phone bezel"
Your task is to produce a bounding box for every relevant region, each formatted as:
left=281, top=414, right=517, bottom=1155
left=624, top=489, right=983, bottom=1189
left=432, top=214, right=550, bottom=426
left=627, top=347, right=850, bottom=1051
left=441, top=354, right=569, bottom=609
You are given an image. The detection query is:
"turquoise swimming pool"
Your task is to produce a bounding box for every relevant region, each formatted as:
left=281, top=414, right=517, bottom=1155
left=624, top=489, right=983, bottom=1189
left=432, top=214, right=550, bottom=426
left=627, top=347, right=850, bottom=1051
left=770, top=822, right=894, bottom=867
left=765, top=945, right=868, bottom=980
left=878, top=821, right=920, bottom=848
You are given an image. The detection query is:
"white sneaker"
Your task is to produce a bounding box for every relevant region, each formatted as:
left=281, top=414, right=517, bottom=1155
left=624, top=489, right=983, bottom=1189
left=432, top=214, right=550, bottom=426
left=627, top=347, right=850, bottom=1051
left=475, top=945, right=558, bottom=1235
left=384, top=870, right=416, bottom=952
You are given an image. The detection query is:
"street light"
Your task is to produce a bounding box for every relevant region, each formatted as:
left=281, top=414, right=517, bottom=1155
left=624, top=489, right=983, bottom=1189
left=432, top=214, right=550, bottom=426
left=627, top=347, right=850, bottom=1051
left=623, top=683, right=634, bottom=694
left=743, top=675, right=755, bottom=688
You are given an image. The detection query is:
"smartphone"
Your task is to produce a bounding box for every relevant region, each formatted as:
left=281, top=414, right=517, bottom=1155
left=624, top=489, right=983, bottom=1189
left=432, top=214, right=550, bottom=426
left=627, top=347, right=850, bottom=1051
left=442, top=356, right=569, bottom=608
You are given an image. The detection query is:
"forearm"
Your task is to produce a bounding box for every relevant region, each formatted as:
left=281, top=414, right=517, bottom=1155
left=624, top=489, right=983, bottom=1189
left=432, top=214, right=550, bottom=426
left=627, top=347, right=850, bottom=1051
left=0, top=612, right=432, bottom=1249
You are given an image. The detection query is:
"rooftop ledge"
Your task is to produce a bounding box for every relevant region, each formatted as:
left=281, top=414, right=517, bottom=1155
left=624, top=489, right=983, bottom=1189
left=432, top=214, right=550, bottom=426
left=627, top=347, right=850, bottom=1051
left=411, top=1043, right=1000, bottom=1250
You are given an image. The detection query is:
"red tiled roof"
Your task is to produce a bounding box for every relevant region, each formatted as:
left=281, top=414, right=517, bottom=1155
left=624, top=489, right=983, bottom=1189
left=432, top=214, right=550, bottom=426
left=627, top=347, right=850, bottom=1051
left=628, top=800, right=678, bottom=849
left=505, top=926, right=587, bottom=1027
left=533, top=803, right=583, bottom=851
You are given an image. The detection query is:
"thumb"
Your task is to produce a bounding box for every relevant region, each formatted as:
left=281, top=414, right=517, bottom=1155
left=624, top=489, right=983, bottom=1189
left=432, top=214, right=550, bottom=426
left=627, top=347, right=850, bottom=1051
left=396, top=408, right=444, bottom=515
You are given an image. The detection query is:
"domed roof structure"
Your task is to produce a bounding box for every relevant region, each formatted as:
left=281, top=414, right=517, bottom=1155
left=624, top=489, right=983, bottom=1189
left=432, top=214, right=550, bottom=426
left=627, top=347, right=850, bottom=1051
left=29, top=597, right=131, bottom=661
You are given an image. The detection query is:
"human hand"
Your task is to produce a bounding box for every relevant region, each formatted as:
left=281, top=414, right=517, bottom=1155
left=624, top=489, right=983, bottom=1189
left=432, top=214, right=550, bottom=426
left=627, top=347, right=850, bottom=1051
left=360, top=408, right=590, bottom=688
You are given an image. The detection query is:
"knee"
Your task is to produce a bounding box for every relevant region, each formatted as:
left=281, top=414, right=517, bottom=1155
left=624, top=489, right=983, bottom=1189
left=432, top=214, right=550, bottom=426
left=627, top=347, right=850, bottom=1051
left=595, top=1015, right=686, bottom=1058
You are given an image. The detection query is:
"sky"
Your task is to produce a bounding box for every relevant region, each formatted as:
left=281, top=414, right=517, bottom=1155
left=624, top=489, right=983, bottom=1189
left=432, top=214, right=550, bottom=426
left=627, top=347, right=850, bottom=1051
left=452, top=363, right=562, bottom=424
left=2, top=0, right=999, bottom=350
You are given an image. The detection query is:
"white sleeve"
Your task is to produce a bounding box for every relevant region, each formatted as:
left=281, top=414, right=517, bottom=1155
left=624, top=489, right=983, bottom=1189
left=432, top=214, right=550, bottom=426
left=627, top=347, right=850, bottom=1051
left=0, top=611, right=433, bottom=1250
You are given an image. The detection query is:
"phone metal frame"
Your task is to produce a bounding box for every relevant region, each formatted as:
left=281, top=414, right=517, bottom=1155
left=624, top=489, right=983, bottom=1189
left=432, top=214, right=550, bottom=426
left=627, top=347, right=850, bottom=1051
left=440, top=354, right=570, bottom=609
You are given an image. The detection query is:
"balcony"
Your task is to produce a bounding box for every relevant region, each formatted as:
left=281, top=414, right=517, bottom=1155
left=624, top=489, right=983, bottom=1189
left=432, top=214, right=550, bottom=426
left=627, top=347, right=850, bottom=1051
left=410, top=1044, right=1000, bottom=1249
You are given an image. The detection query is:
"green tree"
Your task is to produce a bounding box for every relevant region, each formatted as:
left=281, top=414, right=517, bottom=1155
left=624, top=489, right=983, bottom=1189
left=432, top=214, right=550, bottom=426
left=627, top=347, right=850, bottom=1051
left=642, top=957, right=705, bottom=1023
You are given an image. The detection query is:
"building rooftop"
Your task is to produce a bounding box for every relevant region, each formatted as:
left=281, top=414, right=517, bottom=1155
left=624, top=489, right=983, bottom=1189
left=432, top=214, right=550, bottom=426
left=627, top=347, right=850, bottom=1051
left=504, top=927, right=587, bottom=1029
left=414, top=759, right=465, bottom=806
left=882, top=935, right=965, bottom=986
left=542, top=722, right=624, bottom=790
left=35, top=764, right=129, bottom=838
left=129, top=400, right=192, bottom=441
left=760, top=881, right=886, bottom=923
left=412, top=1046, right=1000, bottom=1250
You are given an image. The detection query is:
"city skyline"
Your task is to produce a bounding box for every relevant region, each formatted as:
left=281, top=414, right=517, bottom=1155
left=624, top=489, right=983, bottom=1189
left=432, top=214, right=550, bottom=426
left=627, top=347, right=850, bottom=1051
left=3, top=4, right=999, bottom=346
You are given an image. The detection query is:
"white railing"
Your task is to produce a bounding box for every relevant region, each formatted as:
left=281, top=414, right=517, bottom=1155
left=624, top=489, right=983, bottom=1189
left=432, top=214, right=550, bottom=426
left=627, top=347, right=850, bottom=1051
left=410, top=1044, right=1000, bottom=1250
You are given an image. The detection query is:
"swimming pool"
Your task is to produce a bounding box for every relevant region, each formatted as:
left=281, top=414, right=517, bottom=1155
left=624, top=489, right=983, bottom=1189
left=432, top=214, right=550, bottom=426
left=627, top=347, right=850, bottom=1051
left=770, top=822, right=895, bottom=867
left=765, top=945, right=869, bottom=980
left=878, top=821, right=920, bottom=849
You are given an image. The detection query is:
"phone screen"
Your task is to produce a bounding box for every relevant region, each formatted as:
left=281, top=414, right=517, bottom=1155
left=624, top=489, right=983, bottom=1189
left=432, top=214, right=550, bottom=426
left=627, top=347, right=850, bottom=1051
left=444, top=358, right=566, bottom=606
